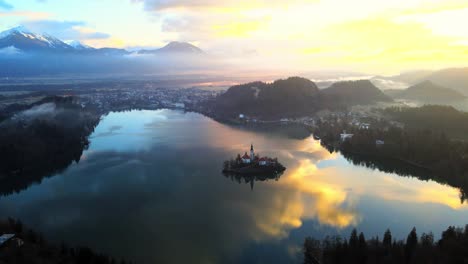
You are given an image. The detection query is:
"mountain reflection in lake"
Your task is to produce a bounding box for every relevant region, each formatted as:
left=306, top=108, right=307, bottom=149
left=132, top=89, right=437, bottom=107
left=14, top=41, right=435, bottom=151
left=1, top=109, right=468, bottom=264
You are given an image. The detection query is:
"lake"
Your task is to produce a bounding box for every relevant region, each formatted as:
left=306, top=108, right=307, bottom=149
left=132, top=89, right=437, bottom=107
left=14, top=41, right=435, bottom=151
left=1, top=109, right=467, bottom=264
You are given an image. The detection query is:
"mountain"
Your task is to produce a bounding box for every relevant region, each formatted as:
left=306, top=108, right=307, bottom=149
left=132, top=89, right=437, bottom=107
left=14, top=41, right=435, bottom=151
left=93, top=47, right=130, bottom=56
left=390, top=80, right=466, bottom=103
left=382, top=89, right=404, bottom=98
left=321, top=80, right=392, bottom=105
left=376, top=68, right=468, bottom=95
left=138, top=41, right=203, bottom=54
left=0, top=26, right=133, bottom=56
left=371, top=70, right=434, bottom=90
left=65, top=40, right=94, bottom=50
left=422, top=68, right=468, bottom=95
left=0, top=26, right=203, bottom=58
left=209, top=77, right=320, bottom=119
left=206, top=78, right=391, bottom=119
left=0, top=26, right=73, bottom=52
left=376, top=70, right=433, bottom=84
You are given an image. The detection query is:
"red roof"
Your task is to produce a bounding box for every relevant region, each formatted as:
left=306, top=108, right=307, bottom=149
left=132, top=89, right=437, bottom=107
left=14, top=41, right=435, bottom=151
left=242, top=153, right=250, bottom=159
left=259, top=157, right=268, bottom=161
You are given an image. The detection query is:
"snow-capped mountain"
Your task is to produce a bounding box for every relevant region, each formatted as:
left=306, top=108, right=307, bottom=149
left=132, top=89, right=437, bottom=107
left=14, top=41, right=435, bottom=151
left=0, top=26, right=131, bottom=55
left=0, top=26, right=73, bottom=52
left=65, top=40, right=95, bottom=50
left=0, top=26, right=203, bottom=57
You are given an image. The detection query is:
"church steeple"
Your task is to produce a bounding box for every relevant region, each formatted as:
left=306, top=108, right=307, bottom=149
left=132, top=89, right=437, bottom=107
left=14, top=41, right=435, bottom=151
left=250, top=144, right=255, bottom=161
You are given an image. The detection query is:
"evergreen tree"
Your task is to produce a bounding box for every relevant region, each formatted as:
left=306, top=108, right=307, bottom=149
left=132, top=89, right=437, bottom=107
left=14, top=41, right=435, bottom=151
left=405, top=227, right=418, bottom=263
left=349, top=229, right=358, bottom=249
left=383, top=229, right=392, bottom=248
left=303, top=237, right=321, bottom=264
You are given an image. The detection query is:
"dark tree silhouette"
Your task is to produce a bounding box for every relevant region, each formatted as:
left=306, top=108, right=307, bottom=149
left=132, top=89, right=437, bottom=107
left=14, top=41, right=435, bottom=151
left=383, top=229, right=392, bottom=248
left=302, top=225, right=468, bottom=264
left=405, top=227, right=418, bottom=263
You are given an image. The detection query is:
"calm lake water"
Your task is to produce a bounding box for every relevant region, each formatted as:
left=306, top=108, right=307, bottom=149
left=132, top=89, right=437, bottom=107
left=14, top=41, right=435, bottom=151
left=1, top=109, right=468, bottom=263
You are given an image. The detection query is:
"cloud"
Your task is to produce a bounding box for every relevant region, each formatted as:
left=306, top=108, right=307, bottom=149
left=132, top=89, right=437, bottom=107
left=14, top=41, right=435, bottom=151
left=127, top=0, right=468, bottom=74
left=21, top=20, right=111, bottom=40
left=133, top=0, right=307, bottom=11
left=320, top=17, right=468, bottom=67
left=0, top=46, right=22, bottom=55
left=0, top=11, right=50, bottom=19
left=0, top=0, right=12, bottom=10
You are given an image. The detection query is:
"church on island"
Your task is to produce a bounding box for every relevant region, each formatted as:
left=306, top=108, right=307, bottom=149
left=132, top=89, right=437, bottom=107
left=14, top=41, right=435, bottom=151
left=223, top=144, right=286, bottom=175
left=239, top=144, right=277, bottom=166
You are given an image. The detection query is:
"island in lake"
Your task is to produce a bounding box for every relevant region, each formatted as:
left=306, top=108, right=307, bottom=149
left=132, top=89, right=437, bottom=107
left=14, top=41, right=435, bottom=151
left=222, top=144, right=286, bottom=175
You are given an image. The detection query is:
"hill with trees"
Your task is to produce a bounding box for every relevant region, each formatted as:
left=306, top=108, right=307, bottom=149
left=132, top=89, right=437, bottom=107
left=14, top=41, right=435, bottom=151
left=206, top=78, right=391, bottom=120
left=208, top=77, right=320, bottom=119
left=0, top=218, right=132, bottom=264
left=389, top=80, right=465, bottom=103
left=384, top=105, right=468, bottom=140
left=0, top=96, right=100, bottom=196
left=315, top=105, right=468, bottom=202
left=381, top=68, right=468, bottom=95
left=320, top=80, right=392, bottom=107
left=423, top=68, right=468, bottom=95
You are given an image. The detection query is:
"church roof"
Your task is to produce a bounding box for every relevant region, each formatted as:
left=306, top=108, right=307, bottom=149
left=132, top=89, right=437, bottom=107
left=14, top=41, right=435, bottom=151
left=242, top=153, right=250, bottom=159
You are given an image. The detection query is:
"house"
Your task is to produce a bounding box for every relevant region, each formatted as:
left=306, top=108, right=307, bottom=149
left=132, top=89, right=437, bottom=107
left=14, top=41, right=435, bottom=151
left=340, top=131, right=354, bottom=142
left=241, top=152, right=251, bottom=163
left=259, top=157, right=268, bottom=166
left=376, top=140, right=385, bottom=146
left=239, top=114, right=245, bottom=119
left=360, top=123, right=370, bottom=130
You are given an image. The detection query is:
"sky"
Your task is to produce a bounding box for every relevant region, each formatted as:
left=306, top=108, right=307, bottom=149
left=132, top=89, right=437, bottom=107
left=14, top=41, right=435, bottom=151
left=1, top=0, right=468, bottom=74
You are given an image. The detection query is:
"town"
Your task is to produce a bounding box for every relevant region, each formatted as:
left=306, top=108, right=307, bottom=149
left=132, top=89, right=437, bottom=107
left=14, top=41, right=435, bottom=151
left=0, top=81, right=222, bottom=120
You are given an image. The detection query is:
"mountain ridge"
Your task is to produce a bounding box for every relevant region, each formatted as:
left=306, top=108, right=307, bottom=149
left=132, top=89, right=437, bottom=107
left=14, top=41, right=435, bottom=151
left=0, top=26, right=203, bottom=56
left=138, top=41, right=204, bottom=54
left=387, top=80, right=466, bottom=103
left=207, top=77, right=391, bottom=119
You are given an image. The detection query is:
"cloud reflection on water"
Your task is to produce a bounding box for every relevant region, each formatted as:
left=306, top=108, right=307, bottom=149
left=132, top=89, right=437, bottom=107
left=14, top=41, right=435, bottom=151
left=1, top=110, right=468, bottom=264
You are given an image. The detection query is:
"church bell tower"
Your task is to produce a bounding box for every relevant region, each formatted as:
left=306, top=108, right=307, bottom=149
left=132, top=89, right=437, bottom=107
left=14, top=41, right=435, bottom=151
left=250, top=144, right=255, bottom=162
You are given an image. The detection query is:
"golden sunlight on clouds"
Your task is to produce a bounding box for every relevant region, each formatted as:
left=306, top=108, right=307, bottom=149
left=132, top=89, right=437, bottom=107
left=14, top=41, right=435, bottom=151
left=153, top=0, right=468, bottom=73
left=244, top=140, right=359, bottom=241
left=283, top=159, right=360, bottom=228
left=4, top=0, right=467, bottom=73
left=212, top=19, right=269, bottom=37
left=251, top=135, right=468, bottom=239
left=307, top=15, right=468, bottom=72
left=217, top=135, right=468, bottom=247
left=253, top=193, right=304, bottom=238
left=319, top=163, right=468, bottom=211
left=377, top=175, right=466, bottom=210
